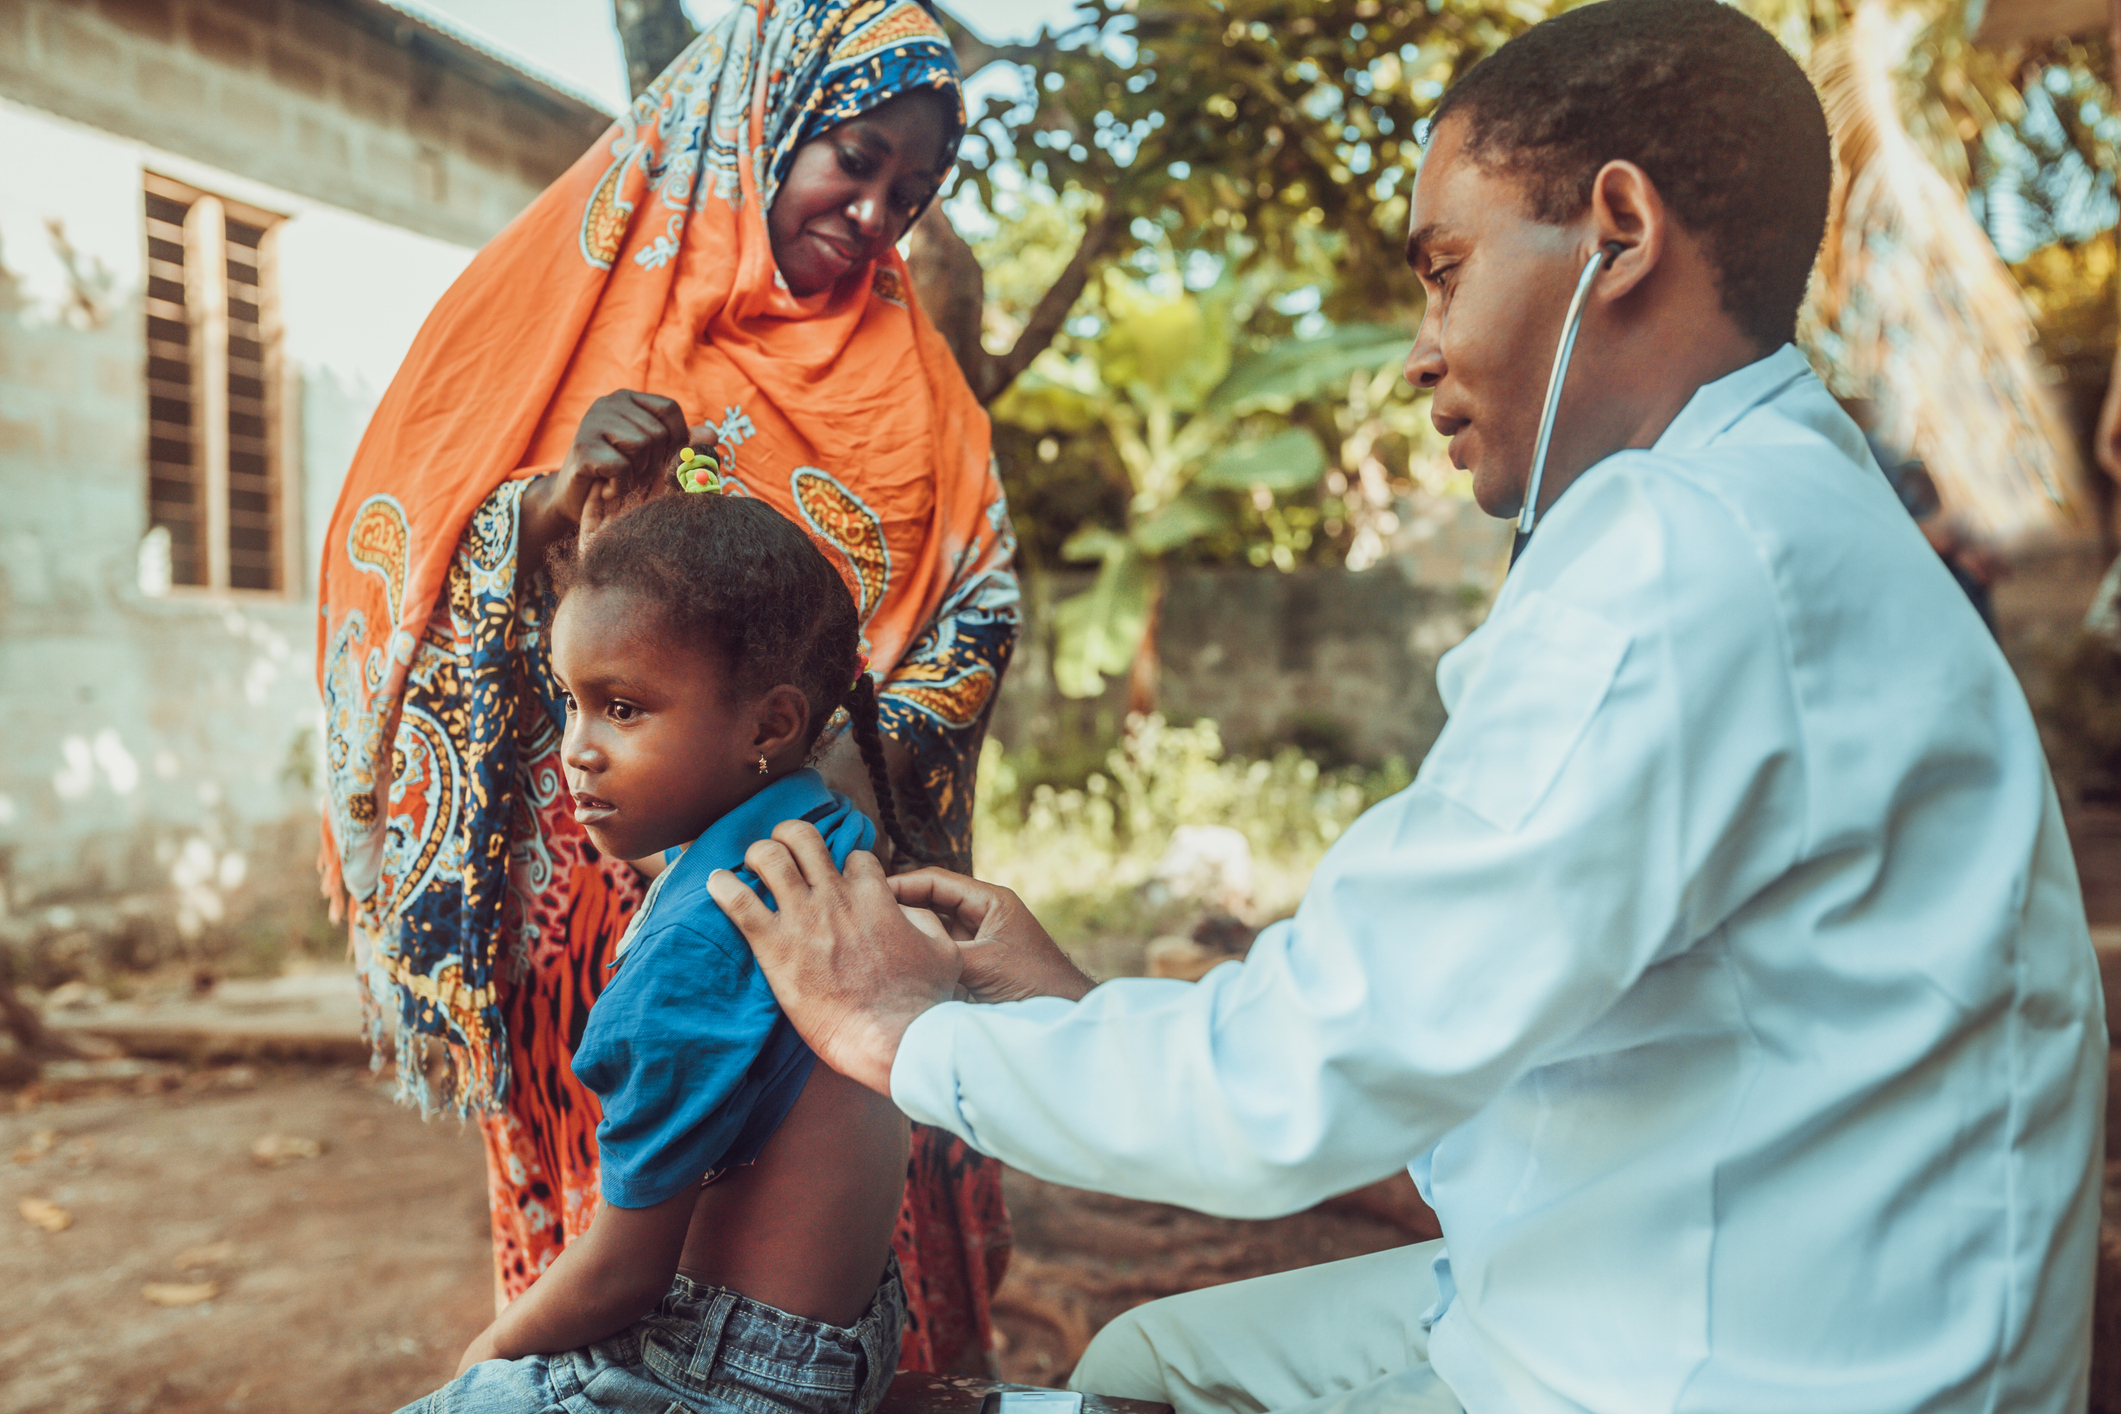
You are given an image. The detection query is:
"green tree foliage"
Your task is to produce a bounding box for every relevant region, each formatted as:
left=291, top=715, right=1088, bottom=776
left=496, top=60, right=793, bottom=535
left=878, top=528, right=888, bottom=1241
left=991, top=240, right=1421, bottom=702
left=939, top=1, right=1552, bottom=703
left=1980, top=36, right=2117, bottom=389
left=947, top=0, right=1547, bottom=326
left=613, top=1, right=2119, bottom=680
left=1971, top=38, right=2117, bottom=257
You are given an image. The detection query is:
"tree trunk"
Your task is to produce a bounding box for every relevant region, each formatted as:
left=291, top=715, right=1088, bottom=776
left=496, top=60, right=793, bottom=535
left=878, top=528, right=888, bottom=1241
left=612, top=0, right=695, bottom=99
left=0, top=981, right=93, bottom=1082
left=904, top=200, right=1123, bottom=405
left=907, top=203, right=992, bottom=394
left=1126, top=575, right=1163, bottom=718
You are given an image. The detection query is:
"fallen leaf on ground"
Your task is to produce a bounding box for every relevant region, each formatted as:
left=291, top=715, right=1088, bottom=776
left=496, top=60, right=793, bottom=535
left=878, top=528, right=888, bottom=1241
left=249, top=1134, right=322, bottom=1166
left=19, top=1197, right=71, bottom=1232
left=141, top=1281, right=218, bottom=1307
left=173, top=1240, right=235, bottom=1269
left=12, top=1128, right=57, bottom=1163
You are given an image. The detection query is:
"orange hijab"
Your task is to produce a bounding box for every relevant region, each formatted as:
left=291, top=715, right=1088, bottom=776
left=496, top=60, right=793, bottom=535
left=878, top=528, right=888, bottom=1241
left=317, top=0, right=996, bottom=918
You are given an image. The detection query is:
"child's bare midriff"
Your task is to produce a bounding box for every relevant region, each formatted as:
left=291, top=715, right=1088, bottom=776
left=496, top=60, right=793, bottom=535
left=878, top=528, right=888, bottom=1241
left=679, top=1060, right=910, bottom=1328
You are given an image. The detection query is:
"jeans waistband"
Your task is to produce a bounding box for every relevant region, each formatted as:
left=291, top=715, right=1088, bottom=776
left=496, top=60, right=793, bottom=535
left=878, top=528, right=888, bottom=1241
left=638, top=1256, right=905, bottom=1414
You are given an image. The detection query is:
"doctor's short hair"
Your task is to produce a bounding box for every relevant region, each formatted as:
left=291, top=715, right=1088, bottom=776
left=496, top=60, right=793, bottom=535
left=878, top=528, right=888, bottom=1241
left=1429, top=0, right=1831, bottom=349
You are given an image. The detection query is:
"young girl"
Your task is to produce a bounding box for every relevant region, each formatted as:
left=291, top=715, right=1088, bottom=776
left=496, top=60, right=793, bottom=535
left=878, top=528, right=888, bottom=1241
left=395, top=484, right=925, bottom=1414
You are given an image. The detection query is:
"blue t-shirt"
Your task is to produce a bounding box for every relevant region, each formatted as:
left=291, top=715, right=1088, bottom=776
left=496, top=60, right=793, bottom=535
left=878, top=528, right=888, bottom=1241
left=571, top=769, right=876, bottom=1209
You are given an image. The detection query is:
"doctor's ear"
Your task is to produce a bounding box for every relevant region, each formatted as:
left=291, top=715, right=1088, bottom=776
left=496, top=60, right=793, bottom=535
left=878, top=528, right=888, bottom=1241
left=1585, top=159, right=1667, bottom=300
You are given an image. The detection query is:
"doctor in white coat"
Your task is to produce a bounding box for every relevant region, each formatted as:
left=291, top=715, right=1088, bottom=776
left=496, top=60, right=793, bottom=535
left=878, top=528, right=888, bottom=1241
left=708, top=1, right=2106, bottom=1410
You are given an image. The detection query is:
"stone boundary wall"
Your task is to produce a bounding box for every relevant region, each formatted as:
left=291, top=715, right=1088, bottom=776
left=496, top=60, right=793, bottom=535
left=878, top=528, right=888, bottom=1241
left=993, top=561, right=1500, bottom=770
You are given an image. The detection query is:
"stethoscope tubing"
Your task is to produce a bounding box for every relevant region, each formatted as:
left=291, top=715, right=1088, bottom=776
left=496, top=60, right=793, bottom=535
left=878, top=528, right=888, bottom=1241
left=1509, top=244, right=1618, bottom=568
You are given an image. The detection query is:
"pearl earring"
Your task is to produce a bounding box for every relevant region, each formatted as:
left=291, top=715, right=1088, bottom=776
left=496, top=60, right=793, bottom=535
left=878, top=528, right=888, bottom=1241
left=757, top=754, right=769, bottom=775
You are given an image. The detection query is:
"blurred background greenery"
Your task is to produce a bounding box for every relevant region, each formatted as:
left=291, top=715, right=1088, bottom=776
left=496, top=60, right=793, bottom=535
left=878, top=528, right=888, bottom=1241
left=972, top=716, right=1415, bottom=974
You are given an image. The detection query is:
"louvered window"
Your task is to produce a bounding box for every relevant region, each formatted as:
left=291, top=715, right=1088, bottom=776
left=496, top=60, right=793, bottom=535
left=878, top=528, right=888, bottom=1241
left=143, top=174, right=286, bottom=593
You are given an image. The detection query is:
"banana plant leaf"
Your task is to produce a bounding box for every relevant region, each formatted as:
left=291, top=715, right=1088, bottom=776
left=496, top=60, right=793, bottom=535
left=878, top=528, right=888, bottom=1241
left=1132, top=494, right=1232, bottom=554
left=1207, top=323, right=1413, bottom=416
left=1193, top=427, right=1328, bottom=493
left=1060, top=524, right=1131, bottom=563
left=1097, top=276, right=1237, bottom=415
left=989, top=370, right=1106, bottom=435
left=1051, top=541, right=1154, bottom=700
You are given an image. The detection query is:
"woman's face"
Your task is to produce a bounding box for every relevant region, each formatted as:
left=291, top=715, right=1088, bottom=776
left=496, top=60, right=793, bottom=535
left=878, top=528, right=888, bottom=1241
left=770, top=91, right=953, bottom=298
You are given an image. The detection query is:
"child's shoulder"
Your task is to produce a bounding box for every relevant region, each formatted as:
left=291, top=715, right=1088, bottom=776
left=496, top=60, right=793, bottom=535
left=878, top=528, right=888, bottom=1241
left=703, top=768, right=878, bottom=876
left=621, top=864, right=744, bottom=963
left=622, top=770, right=876, bottom=961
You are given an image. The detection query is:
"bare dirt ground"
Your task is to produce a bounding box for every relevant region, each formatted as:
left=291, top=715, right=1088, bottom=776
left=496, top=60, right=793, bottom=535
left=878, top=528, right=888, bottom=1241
left=2, top=1063, right=493, bottom=1414
left=1, top=1061, right=1435, bottom=1413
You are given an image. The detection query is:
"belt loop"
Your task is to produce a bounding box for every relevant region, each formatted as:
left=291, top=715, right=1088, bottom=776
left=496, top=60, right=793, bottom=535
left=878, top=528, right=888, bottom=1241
left=685, top=1286, right=738, bottom=1386
left=862, top=1257, right=909, bottom=1410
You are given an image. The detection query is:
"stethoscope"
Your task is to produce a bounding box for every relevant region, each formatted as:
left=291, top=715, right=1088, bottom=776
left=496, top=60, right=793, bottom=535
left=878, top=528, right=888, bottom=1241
left=1508, top=241, right=1625, bottom=568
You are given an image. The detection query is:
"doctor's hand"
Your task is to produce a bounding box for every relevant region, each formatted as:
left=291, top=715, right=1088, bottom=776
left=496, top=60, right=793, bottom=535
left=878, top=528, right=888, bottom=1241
left=707, top=821, right=960, bottom=1098
left=887, top=869, right=1097, bottom=1005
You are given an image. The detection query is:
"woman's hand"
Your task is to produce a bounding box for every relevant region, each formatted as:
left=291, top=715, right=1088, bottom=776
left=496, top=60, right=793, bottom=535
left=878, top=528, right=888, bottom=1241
left=518, top=391, right=720, bottom=587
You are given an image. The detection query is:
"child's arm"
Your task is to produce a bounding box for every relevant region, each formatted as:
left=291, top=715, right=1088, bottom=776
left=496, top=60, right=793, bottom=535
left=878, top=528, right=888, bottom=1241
left=454, top=1185, right=697, bottom=1375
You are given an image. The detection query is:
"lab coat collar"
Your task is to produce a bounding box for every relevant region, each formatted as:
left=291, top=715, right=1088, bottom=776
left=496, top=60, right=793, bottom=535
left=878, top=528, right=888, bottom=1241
left=1651, top=344, right=1814, bottom=455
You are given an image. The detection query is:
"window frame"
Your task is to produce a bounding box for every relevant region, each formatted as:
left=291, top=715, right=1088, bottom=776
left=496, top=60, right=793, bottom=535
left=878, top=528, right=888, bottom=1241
left=141, top=172, right=302, bottom=600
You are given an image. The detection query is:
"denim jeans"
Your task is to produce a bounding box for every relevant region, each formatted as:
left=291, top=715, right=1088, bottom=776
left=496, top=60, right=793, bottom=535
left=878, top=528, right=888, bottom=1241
left=397, top=1261, right=905, bottom=1414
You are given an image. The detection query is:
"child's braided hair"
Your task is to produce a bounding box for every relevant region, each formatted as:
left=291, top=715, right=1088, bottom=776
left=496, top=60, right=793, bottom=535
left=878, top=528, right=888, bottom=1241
left=547, top=490, right=925, bottom=866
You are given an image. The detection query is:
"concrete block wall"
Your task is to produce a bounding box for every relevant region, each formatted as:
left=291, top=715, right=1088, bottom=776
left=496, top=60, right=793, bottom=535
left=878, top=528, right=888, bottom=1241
left=993, top=553, right=1508, bottom=774
left=0, top=0, right=613, bottom=250
left=0, top=80, right=499, bottom=975
left=0, top=183, right=324, bottom=968
left=1157, top=565, right=1487, bottom=766
left=0, top=0, right=609, bottom=977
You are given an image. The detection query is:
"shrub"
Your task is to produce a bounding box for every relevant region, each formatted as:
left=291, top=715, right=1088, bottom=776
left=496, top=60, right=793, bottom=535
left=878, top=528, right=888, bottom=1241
left=972, top=714, right=1411, bottom=974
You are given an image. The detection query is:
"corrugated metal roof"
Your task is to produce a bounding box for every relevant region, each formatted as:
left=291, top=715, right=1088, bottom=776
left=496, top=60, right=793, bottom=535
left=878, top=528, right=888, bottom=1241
left=367, top=0, right=625, bottom=116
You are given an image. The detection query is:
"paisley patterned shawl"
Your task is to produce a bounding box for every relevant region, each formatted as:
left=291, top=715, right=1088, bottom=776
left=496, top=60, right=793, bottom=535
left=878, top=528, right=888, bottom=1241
left=316, top=0, right=1018, bottom=1115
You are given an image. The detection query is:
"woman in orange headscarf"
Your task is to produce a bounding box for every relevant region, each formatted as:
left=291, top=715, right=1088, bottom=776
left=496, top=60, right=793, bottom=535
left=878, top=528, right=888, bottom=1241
left=315, top=0, right=1016, bottom=1373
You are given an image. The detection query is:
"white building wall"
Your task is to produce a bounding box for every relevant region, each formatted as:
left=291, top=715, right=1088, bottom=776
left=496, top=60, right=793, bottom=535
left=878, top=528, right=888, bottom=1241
left=0, top=98, right=473, bottom=962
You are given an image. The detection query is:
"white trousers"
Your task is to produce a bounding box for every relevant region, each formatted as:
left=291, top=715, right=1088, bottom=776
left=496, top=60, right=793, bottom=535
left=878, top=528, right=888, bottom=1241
left=1067, top=1242, right=1464, bottom=1414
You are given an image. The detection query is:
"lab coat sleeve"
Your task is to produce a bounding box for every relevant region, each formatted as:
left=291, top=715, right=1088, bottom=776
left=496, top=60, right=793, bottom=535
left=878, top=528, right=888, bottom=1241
left=892, top=465, right=1811, bottom=1218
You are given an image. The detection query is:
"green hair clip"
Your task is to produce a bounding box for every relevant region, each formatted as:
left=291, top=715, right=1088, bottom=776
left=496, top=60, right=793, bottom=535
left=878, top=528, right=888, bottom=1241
left=676, top=445, right=730, bottom=494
